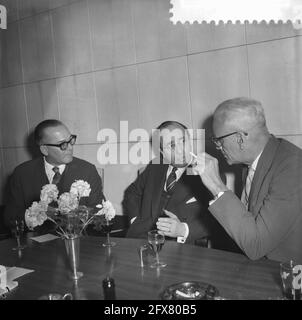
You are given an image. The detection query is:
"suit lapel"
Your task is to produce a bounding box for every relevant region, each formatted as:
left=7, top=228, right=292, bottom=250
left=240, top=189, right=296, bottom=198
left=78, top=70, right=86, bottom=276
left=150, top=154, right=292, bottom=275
left=57, top=159, right=76, bottom=193
left=151, top=164, right=168, bottom=219
left=36, top=157, right=49, bottom=186
left=248, top=135, right=280, bottom=211
left=168, top=170, right=194, bottom=207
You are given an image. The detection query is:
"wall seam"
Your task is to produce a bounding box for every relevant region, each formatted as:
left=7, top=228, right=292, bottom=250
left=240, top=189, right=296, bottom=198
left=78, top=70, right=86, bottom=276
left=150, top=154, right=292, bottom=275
left=15, top=0, right=85, bottom=23
left=49, top=11, right=61, bottom=119
left=86, top=0, right=100, bottom=134
left=2, top=32, right=302, bottom=91
left=17, top=20, right=30, bottom=136
left=130, top=0, right=141, bottom=129
left=244, top=22, right=252, bottom=97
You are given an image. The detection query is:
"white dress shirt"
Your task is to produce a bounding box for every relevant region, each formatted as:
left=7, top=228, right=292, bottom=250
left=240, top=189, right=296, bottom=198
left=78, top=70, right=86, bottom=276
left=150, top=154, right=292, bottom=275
left=240, top=151, right=262, bottom=208
left=44, top=158, right=66, bottom=184
left=165, top=165, right=189, bottom=243
left=209, top=151, right=263, bottom=207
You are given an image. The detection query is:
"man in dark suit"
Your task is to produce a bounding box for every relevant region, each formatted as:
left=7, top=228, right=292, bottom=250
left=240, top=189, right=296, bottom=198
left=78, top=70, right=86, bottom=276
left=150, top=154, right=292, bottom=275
left=4, top=119, right=105, bottom=228
left=193, top=97, right=302, bottom=262
left=124, top=121, right=213, bottom=245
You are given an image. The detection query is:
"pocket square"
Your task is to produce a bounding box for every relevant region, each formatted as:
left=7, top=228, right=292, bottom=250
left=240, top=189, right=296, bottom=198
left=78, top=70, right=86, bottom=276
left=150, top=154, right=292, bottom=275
left=186, top=197, right=197, bottom=204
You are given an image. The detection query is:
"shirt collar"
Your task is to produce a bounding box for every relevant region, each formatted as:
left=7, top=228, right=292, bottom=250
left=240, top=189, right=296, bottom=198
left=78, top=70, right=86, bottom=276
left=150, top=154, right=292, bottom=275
left=250, top=150, right=263, bottom=172
left=44, top=157, right=66, bottom=174
left=167, top=165, right=186, bottom=181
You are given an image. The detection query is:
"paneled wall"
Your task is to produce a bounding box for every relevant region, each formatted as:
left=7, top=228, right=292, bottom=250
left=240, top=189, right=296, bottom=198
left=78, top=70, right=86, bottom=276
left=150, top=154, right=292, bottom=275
left=1, top=0, right=302, bottom=212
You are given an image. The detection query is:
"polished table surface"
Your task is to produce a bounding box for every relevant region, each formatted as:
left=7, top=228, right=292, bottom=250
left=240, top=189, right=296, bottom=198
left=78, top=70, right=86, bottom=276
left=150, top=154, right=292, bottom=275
left=0, top=236, right=283, bottom=300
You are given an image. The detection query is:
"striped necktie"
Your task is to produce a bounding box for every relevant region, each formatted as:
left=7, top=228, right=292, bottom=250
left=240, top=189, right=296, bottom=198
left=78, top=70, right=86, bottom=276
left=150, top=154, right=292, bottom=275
left=241, top=166, right=255, bottom=209
left=166, top=167, right=178, bottom=193
left=52, top=166, right=61, bottom=185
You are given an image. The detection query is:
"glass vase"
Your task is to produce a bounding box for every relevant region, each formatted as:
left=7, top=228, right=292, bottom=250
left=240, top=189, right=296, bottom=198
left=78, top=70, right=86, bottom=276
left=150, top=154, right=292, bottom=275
left=64, top=236, right=83, bottom=280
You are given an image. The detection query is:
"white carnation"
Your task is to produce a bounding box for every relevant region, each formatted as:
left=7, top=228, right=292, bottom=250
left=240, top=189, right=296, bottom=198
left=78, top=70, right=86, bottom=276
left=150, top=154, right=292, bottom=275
left=40, top=184, right=59, bottom=204
left=95, top=200, right=116, bottom=221
left=58, top=192, right=79, bottom=213
left=70, top=180, right=91, bottom=198
left=25, top=201, right=48, bottom=230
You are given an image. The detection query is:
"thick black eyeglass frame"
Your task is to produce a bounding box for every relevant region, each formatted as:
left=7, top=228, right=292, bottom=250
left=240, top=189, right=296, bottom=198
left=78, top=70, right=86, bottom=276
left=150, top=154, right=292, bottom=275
left=211, top=131, right=248, bottom=146
left=42, top=135, right=77, bottom=151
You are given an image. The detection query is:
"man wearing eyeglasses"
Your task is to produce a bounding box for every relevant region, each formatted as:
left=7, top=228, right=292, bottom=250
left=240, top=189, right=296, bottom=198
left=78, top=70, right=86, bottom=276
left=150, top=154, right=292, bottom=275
left=192, top=97, right=302, bottom=262
left=4, top=119, right=105, bottom=228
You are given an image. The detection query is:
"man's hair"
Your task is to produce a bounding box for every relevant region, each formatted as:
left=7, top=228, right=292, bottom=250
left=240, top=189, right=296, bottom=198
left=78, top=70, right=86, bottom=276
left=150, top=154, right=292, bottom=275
left=154, top=121, right=189, bottom=153
left=214, top=97, right=267, bottom=129
left=34, top=119, right=64, bottom=145
left=157, top=121, right=188, bottom=131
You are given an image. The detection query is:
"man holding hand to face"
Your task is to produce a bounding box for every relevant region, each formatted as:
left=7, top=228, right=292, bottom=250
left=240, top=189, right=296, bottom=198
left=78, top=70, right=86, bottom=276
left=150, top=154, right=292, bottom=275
left=192, top=97, right=302, bottom=262
left=124, top=121, right=212, bottom=245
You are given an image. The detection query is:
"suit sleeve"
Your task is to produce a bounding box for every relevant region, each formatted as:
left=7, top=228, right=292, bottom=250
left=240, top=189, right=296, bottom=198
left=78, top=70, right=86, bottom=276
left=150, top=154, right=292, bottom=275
left=122, top=166, right=150, bottom=222
left=4, top=168, right=25, bottom=227
left=86, top=165, right=105, bottom=207
left=186, top=216, right=211, bottom=244
left=209, top=155, right=302, bottom=260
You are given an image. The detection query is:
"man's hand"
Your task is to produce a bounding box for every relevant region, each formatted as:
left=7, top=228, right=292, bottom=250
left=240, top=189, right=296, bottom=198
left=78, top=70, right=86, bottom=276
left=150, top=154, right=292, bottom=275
left=156, top=210, right=186, bottom=238
left=192, top=152, right=228, bottom=196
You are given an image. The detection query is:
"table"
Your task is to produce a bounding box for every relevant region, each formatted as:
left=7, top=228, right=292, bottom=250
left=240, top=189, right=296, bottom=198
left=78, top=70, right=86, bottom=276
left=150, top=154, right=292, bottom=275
left=0, top=236, right=283, bottom=300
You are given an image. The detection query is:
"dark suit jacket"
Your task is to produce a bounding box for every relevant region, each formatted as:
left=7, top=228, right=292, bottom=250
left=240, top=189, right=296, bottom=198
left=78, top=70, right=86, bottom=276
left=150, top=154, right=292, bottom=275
left=210, top=135, right=302, bottom=262
left=4, top=157, right=105, bottom=228
left=123, top=163, right=213, bottom=244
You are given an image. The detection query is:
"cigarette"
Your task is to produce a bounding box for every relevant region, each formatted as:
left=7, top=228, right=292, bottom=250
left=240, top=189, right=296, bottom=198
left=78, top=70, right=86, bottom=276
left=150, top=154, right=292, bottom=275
left=190, top=152, right=197, bottom=158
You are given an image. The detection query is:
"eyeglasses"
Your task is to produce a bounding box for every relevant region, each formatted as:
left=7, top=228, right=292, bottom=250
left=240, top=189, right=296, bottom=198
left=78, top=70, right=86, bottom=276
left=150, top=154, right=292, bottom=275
left=43, top=135, right=77, bottom=151
left=211, top=131, right=247, bottom=149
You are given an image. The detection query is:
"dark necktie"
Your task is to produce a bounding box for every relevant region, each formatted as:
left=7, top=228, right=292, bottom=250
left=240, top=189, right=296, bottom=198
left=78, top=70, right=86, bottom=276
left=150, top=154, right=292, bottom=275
left=166, top=167, right=178, bottom=193
left=52, top=166, right=61, bottom=185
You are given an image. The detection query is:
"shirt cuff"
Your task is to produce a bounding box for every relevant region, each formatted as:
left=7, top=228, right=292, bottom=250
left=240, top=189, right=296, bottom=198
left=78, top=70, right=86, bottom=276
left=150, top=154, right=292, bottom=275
left=209, top=191, right=226, bottom=206
left=177, top=223, right=189, bottom=243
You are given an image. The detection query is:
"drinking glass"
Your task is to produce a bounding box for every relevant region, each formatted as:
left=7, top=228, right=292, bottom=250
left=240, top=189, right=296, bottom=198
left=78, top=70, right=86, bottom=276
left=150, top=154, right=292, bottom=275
left=101, top=219, right=116, bottom=247
left=280, top=260, right=302, bottom=300
left=148, top=230, right=167, bottom=268
left=11, top=219, right=27, bottom=251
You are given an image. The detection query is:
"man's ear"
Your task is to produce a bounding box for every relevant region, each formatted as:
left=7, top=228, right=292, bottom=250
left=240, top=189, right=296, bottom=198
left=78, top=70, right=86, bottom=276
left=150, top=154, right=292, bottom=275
left=237, top=133, right=244, bottom=150
left=40, top=145, right=48, bottom=156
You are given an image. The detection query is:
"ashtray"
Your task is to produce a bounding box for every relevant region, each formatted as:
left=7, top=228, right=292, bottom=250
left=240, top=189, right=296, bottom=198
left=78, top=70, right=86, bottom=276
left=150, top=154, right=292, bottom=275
left=160, top=281, right=219, bottom=300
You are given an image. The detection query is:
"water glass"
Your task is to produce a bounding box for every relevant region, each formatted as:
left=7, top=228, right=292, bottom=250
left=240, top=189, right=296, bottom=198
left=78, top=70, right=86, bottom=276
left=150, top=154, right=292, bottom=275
left=101, top=220, right=116, bottom=247
left=147, top=230, right=167, bottom=268
left=11, top=219, right=27, bottom=251
left=280, top=260, right=302, bottom=300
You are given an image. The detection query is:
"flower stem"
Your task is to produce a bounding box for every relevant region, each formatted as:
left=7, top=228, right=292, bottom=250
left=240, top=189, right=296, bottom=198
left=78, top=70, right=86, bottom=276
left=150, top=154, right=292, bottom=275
left=47, top=217, right=67, bottom=237
left=16, top=236, right=21, bottom=248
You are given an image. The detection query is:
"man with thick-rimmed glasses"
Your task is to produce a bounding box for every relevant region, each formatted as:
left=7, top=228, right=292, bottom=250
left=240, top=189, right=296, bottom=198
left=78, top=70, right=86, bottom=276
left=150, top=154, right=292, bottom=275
left=192, top=97, right=302, bottom=262
left=4, top=119, right=105, bottom=228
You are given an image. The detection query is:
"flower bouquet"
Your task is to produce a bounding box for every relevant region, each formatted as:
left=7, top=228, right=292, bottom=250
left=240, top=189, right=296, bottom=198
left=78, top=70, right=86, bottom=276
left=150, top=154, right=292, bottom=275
left=25, top=180, right=115, bottom=239
left=24, top=180, right=115, bottom=280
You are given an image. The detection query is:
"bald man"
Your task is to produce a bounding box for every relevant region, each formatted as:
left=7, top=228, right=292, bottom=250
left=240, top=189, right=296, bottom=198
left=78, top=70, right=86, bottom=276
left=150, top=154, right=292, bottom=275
left=193, top=97, right=302, bottom=262
left=4, top=119, right=105, bottom=229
